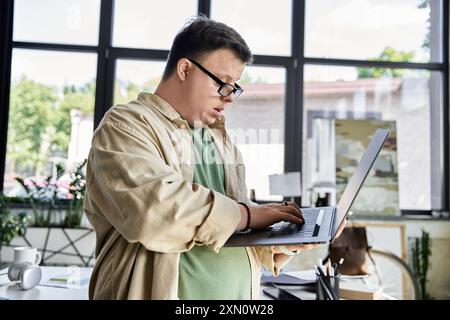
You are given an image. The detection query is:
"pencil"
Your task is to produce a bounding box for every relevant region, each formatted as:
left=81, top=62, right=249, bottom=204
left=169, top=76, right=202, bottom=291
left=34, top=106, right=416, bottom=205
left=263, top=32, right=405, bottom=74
left=315, top=266, right=338, bottom=300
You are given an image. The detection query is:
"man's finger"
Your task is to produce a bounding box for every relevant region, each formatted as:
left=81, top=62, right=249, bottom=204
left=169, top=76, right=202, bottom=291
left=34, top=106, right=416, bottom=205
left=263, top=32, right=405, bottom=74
left=285, top=201, right=300, bottom=211
left=278, top=206, right=303, bottom=220
left=300, top=244, right=319, bottom=250
left=281, top=213, right=303, bottom=225
left=286, top=244, right=319, bottom=251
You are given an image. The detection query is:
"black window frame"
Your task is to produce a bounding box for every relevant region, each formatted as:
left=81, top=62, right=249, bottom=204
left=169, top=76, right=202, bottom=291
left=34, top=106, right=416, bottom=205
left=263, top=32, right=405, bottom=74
left=0, top=0, right=448, bottom=217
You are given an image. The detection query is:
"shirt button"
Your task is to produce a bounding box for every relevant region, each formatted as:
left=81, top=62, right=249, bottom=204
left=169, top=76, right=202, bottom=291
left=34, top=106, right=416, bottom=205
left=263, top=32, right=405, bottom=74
left=185, top=160, right=191, bottom=165
left=179, top=124, right=186, bottom=129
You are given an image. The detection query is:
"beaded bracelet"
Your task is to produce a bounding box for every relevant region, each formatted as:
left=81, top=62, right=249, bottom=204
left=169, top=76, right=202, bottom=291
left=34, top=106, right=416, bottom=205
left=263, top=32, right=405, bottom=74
left=237, top=202, right=252, bottom=233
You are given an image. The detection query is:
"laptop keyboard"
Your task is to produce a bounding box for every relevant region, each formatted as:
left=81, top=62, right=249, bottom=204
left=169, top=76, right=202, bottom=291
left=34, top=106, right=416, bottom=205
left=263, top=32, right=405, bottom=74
left=268, top=209, right=320, bottom=238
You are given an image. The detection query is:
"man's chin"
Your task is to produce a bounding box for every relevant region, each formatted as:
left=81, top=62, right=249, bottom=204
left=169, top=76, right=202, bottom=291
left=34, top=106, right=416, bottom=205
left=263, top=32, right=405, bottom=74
left=196, top=114, right=220, bottom=127
left=202, top=116, right=217, bottom=126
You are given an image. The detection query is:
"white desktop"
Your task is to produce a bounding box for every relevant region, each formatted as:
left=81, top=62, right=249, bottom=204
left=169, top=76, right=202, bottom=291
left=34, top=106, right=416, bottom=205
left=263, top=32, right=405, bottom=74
left=0, top=266, right=92, bottom=300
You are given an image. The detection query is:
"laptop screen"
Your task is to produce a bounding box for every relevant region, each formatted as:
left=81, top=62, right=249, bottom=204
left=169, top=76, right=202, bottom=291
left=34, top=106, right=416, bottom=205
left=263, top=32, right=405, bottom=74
left=331, top=128, right=390, bottom=239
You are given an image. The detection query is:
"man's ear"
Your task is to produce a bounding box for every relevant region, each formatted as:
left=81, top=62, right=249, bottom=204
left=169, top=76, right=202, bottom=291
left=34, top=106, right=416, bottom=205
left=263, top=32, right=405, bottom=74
left=176, top=58, right=190, bottom=82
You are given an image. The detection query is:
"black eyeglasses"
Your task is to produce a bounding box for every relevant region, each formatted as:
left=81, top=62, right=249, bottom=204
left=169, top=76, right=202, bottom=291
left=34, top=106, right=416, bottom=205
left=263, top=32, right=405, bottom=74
left=187, top=58, right=244, bottom=99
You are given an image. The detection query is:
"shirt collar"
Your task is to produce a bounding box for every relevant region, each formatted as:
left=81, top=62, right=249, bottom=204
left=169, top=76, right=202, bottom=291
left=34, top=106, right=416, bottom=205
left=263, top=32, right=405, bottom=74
left=137, top=92, right=227, bottom=130
left=137, top=92, right=181, bottom=121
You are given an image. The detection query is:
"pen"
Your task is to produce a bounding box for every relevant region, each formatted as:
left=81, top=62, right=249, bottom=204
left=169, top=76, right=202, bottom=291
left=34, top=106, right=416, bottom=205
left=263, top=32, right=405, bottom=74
left=315, top=266, right=337, bottom=300
left=332, top=262, right=338, bottom=274
left=318, top=276, right=334, bottom=300
left=326, top=259, right=332, bottom=276
left=317, top=258, right=326, bottom=275
left=49, top=278, right=70, bottom=282
left=335, top=258, right=344, bottom=274
left=315, top=266, right=338, bottom=300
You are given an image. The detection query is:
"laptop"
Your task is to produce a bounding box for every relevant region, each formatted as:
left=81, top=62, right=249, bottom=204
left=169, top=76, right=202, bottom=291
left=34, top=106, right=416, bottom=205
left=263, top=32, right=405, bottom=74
left=224, top=128, right=390, bottom=247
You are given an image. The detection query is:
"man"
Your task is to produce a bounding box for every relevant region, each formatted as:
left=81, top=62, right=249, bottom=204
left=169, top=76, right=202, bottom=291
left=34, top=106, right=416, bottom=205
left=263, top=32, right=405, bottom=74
left=84, top=16, right=342, bottom=300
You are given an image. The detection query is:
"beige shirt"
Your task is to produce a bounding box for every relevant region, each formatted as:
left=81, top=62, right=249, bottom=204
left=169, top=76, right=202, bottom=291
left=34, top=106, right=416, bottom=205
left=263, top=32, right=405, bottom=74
left=84, top=92, right=292, bottom=299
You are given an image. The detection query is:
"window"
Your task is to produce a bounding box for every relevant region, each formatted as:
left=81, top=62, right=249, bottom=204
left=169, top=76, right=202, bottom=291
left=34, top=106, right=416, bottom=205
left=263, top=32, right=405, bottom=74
left=211, top=0, right=292, bottom=56
left=305, top=0, right=442, bottom=62
left=114, top=60, right=166, bottom=105
left=4, top=49, right=96, bottom=196
left=1, top=0, right=448, bottom=214
left=302, top=0, right=446, bottom=215
left=303, top=65, right=442, bottom=213
left=13, top=0, right=101, bottom=45
left=112, top=0, right=197, bottom=50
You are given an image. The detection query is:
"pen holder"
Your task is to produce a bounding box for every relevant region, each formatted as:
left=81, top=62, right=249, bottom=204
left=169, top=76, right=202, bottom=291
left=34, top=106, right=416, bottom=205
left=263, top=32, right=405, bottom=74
left=316, top=274, right=340, bottom=300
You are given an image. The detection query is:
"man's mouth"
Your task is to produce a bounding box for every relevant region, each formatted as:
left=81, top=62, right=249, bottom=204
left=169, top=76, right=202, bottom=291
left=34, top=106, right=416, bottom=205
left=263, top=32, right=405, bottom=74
left=214, top=107, right=224, bottom=114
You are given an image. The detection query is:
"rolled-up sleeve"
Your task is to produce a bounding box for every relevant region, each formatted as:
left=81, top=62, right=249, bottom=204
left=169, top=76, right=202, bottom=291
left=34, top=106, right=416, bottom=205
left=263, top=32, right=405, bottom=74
left=231, top=147, right=295, bottom=276
left=86, top=118, right=241, bottom=253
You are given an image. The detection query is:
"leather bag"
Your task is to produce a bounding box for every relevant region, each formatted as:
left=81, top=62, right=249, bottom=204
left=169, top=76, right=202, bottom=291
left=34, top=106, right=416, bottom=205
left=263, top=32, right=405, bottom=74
left=327, top=226, right=376, bottom=275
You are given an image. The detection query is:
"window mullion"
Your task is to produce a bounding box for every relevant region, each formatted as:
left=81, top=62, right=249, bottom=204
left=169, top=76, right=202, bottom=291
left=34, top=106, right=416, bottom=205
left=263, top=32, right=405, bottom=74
left=94, top=0, right=114, bottom=129
left=0, top=0, right=14, bottom=193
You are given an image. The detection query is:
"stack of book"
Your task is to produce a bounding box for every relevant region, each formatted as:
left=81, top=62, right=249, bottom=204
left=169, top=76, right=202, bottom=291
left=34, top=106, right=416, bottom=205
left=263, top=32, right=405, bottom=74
left=339, top=281, right=384, bottom=300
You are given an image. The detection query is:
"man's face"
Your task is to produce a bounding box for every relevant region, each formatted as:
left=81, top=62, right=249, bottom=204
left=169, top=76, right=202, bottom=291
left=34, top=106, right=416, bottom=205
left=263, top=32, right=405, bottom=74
left=180, top=48, right=245, bottom=126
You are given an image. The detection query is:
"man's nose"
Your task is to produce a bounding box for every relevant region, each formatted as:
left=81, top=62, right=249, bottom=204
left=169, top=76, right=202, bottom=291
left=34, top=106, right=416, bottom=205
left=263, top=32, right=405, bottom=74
left=221, top=94, right=234, bottom=103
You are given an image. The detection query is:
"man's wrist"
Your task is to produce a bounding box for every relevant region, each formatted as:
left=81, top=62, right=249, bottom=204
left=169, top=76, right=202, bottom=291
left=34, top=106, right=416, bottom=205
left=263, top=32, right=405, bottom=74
left=237, top=202, right=252, bottom=233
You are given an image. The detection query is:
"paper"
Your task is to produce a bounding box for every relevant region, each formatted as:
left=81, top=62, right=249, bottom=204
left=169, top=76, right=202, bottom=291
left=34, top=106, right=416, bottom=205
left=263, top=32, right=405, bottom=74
left=285, top=269, right=317, bottom=281
left=40, top=274, right=90, bottom=289
left=339, top=280, right=383, bottom=300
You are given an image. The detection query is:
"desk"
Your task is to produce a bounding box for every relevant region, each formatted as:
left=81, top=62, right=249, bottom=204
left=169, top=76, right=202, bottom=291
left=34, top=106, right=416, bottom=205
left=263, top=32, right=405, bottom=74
left=0, top=266, right=92, bottom=300
left=260, top=270, right=387, bottom=300
left=0, top=267, right=369, bottom=300
left=2, top=266, right=303, bottom=300
left=2, top=266, right=313, bottom=300
left=260, top=269, right=318, bottom=300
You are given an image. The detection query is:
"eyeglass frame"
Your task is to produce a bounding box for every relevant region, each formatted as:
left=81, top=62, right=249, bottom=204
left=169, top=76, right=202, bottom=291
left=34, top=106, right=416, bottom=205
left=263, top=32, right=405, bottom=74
left=186, top=58, right=244, bottom=99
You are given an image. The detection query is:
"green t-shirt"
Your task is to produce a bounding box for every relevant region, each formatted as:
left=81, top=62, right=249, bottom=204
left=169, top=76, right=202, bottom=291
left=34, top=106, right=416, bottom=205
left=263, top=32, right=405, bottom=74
left=178, top=127, right=251, bottom=300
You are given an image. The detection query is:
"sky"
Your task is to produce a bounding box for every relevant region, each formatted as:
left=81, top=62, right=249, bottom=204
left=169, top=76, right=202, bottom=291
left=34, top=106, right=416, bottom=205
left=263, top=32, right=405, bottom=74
left=11, top=0, right=433, bottom=87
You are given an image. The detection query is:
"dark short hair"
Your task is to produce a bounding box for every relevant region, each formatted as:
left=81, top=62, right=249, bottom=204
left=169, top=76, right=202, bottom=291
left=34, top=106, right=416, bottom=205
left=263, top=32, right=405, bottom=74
left=162, top=15, right=253, bottom=80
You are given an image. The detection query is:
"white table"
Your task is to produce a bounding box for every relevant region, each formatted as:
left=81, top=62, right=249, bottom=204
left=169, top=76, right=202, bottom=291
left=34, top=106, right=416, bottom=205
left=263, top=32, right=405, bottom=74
left=0, top=266, right=319, bottom=300
left=0, top=266, right=92, bottom=300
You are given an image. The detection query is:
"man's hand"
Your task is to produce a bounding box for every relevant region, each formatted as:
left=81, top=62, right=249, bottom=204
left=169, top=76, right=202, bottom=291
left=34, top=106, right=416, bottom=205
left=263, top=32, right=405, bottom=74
left=236, top=201, right=304, bottom=232
left=235, top=200, right=351, bottom=255
left=276, top=217, right=349, bottom=253
left=270, top=243, right=321, bottom=254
